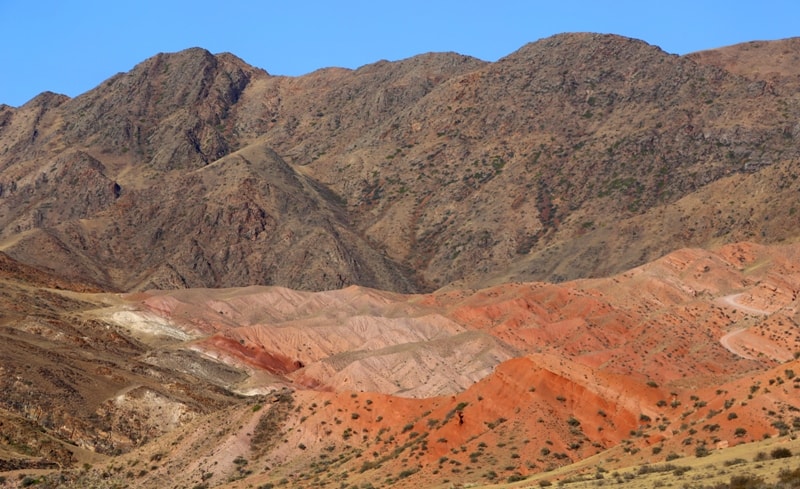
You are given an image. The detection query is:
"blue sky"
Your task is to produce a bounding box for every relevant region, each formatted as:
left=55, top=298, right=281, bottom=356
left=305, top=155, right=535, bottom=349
left=1, top=1, right=798, bottom=107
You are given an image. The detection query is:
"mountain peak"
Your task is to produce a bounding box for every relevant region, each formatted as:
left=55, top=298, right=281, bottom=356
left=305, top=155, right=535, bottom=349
left=503, top=31, right=671, bottom=65
left=52, top=46, right=262, bottom=171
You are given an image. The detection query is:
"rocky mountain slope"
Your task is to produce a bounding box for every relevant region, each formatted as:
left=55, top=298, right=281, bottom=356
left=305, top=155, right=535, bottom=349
left=2, top=33, right=800, bottom=292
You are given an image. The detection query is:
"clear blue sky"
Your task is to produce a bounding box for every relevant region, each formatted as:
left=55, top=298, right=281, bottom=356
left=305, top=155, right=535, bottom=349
left=1, top=1, right=797, bottom=107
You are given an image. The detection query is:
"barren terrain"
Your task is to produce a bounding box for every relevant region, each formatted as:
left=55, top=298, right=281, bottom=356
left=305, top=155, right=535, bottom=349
left=1, top=34, right=800, bottom=489
left=1, top=241, right=799, bottom=488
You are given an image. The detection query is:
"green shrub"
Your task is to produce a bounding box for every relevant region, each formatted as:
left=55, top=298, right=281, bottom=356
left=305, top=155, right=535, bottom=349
left=20, top=477, right=39, bottom=488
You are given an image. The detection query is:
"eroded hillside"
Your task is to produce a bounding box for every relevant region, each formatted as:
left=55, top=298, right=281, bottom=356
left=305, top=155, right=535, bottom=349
left=2, top=34, right=800, bottom=291
left=1, top=241, right=797, bottom=487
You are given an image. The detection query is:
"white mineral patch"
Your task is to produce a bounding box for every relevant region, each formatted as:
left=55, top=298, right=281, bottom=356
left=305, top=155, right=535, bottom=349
left=109, top=310, right=198, bottom=340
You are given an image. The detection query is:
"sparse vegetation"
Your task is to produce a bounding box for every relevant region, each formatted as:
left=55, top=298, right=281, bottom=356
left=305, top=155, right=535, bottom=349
left=6, top=36, right=800, bottom=489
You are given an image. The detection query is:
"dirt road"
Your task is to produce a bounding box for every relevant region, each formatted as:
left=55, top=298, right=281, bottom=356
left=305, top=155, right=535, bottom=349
left=717, top=293, right=769, bottom=360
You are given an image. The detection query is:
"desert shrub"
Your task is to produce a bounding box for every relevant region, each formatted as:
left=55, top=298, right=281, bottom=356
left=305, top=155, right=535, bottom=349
left=637, top=463, right=690, bottom=476
left=507, top=473, right=527, bottom=483
left=723, top=458, right=747, bottom=466
left=729, top=474, right=764, bottom=489
left=771, top=447, right=792, bottom=459
left=20, top=477, right=39, bottom=488
left=778, top=467, right=800, bottom=485
left=398, top=468, right=418, bottom=479
left=772, top=420, right=790, bottom=435
left=673, top=466, right=691, bottom=476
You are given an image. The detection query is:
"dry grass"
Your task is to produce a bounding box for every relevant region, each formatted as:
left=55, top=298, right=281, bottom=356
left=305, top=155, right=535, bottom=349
left=497, top=435, right=800, bottom=489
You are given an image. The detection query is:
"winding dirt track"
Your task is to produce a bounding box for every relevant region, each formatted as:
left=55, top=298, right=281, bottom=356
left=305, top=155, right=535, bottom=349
left=718, top=293, right=769, bottom=360
left=719, top=328, right=755, bottom=360
left=719, top=293, right=771, bottom=316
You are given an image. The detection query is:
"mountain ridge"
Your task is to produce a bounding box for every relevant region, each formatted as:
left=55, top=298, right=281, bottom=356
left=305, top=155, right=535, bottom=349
left=3, top=33, right=799, bottom=292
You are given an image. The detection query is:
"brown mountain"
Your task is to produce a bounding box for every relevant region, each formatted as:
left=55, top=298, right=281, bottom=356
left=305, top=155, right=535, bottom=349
left=2, top=33, right=800, bottom=292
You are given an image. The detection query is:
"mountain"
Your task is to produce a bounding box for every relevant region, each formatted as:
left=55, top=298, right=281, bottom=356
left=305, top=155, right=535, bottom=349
left=3, top=33, right=800, bottom=292
left=2, top=33, right=800, bottom=488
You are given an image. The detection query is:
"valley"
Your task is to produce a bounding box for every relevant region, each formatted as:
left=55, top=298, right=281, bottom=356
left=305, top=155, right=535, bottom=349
left=1, top=33, right=800, bottom=488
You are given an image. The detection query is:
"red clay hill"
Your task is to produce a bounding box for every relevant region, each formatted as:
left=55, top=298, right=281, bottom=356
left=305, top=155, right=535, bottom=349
left=76, top=240, right=796, bottom=488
